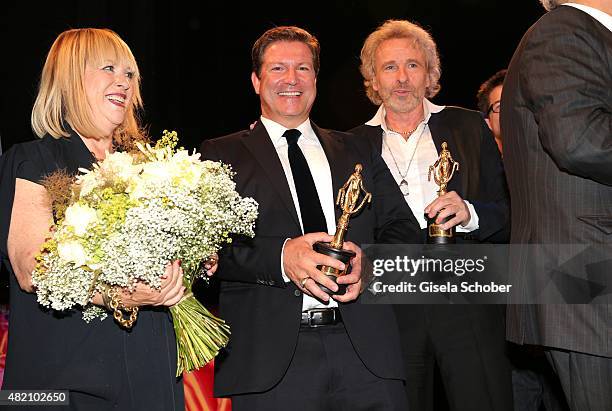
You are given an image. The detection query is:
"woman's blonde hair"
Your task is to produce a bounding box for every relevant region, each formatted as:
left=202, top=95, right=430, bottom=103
left=360, top=20, right=441, bottom=105
left=31, top=28, right=144, bottom=146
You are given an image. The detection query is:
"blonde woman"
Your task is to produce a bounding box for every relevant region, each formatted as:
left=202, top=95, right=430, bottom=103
left=0, top=28, right=188, bottom=410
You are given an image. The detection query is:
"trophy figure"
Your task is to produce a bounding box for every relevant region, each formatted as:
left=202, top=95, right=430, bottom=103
left=427, top=142, right=460, bottom=244
left=313, top=164, right=372, bottom=295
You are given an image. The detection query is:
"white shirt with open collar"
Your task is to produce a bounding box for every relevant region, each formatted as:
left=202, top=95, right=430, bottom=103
left=365, top=99, right=479, bottom=232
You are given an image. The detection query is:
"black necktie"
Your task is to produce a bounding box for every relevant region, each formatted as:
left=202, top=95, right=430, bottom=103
left=283, top=129, right=327, bottom=234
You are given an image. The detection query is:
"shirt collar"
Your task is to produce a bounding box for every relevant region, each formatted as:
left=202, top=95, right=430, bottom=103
left=364, top=98, right=446, bottom=130
left=564, top=3, right=612, bottom=32
left=260, top=116, right=316, bottom=148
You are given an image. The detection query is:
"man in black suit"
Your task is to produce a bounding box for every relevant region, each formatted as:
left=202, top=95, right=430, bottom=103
left=350, top=20, right=512, bottom=411
left=200, top=26, right=417, bottom=410
left=502, top=1, right=612, bottom=409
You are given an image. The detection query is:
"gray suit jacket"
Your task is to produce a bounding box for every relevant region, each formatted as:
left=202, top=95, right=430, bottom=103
left=501, top=5, right=612, bottom=357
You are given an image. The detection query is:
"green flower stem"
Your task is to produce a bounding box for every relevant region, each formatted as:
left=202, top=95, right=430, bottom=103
left=170, top=294, right=230, bottom=376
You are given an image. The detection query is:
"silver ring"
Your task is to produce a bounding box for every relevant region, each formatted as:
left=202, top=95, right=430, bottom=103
left=300, top=276, right=310, bottom=288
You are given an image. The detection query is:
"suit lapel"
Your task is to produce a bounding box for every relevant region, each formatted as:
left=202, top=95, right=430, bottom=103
left=241, top=122, right=301, bottom=229
left=370, top=126, right=384, bottom=156
left=312, top=122, right=351, bottom=222
left=428, top=114, right=468, bottom=196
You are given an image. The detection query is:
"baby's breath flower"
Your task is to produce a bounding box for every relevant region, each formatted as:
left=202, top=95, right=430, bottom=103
left=32, top=130, right=258, bottom=375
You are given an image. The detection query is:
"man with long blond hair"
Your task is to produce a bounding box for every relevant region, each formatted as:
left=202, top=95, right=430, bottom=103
left=351, top=19, right=512, bottom=411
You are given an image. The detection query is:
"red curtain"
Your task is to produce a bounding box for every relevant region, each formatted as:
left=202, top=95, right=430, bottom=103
left=184, top=362, right=232, bottom=411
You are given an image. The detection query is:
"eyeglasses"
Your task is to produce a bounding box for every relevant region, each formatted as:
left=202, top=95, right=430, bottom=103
left=487, top=100, right=501, bottom=116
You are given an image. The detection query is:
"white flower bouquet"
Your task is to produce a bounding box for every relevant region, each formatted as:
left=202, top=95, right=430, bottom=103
left=32, top=131, right=258, bottom=375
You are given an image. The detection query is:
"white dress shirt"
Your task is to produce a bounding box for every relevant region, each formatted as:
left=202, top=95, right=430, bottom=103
left=365, top=99, right=479, bottom=231
left=260, top=116, right=338, bottom=310
left=565, top=3, right=612, bottom=32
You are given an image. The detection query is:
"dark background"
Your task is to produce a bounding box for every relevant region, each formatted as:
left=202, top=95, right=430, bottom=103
left=0, top=2, right=546, bottom=405
left=0, top=0, right=544, bottom=152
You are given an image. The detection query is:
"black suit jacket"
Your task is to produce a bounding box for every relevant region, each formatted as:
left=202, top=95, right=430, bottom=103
left=502, top=6, right=612, bottom=357
left=200, top=121, right=420, bottom=396
left=351, top=106, right=509, bottom=243
left=352, top=108, right=514, bottom=409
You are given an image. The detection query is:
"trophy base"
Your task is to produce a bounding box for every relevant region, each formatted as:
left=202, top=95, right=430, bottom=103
left=426, top=214, right=456, bottom=244
left=317, top=274, right=347, bottom=295
left=313, top=241, right=354, bottom=295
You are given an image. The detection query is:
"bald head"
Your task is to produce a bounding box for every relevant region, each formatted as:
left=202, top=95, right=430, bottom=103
left=541, top=0, right=612, bottom=12
left=539, top=0, right=569, bottom=10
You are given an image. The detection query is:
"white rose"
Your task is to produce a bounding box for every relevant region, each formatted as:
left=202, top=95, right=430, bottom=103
left=141, top=161, right=171, bottom=184
left=100, top=152, right=141, bottom=182
left=64, top=203, right=98, bottom=237
left=76, top=170, right=101, bottom=198
left=57, top=240, right=88, bottom=267
left=128, top=177, right=147, bottom=200
left=167, top=151, right=204, bottom=188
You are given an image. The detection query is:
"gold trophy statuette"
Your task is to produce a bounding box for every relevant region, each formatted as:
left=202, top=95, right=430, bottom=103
left=313, top=164, right=372, bottom=295
left=427, top=142, right=459, bottom=244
